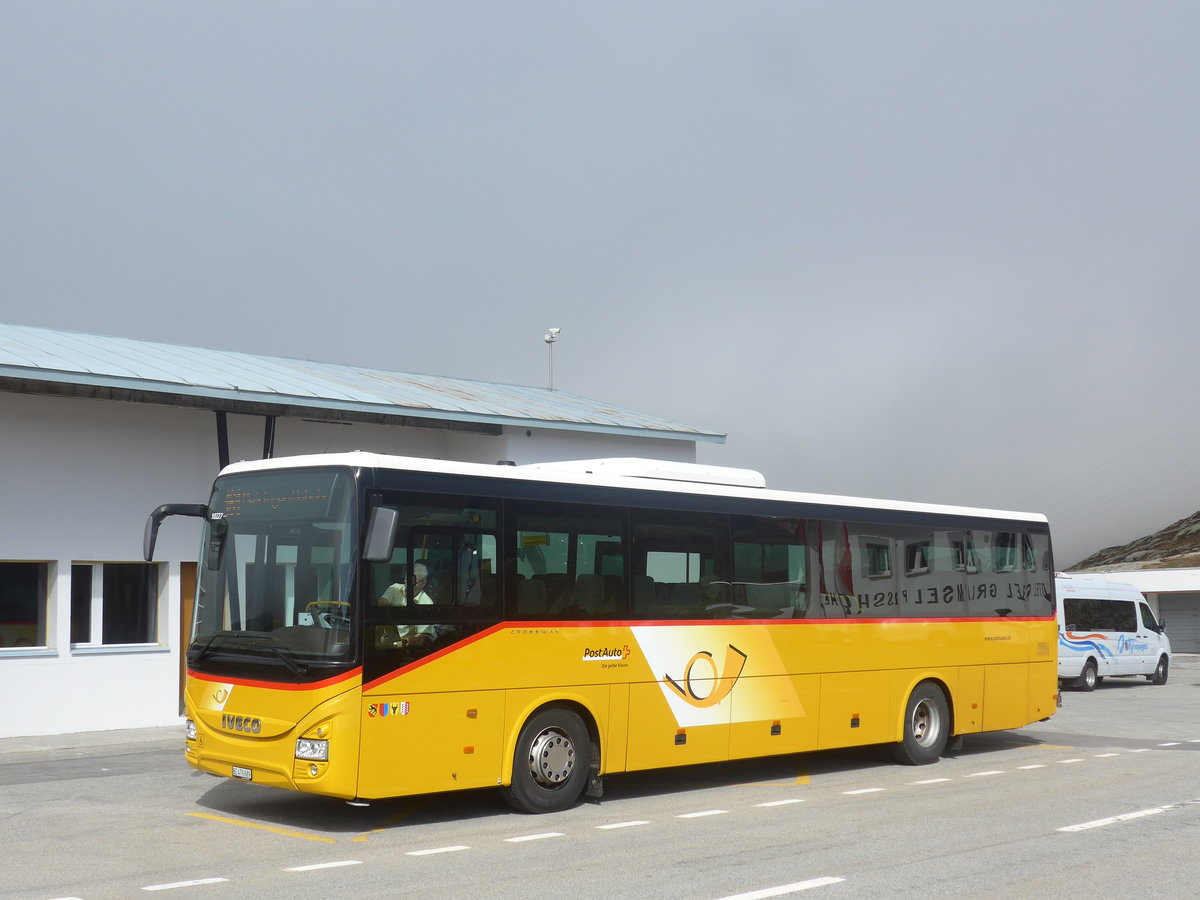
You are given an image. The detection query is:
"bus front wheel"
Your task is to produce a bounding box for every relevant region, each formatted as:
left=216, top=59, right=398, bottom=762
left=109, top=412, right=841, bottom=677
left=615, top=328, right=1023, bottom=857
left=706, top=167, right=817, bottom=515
left=890, top=682, right=949, bottom=765
left=502, top=707, right=591, bottom=814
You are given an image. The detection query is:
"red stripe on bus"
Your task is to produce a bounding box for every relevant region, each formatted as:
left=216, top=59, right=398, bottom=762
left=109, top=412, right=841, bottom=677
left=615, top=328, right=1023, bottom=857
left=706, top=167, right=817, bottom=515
left=187, top=667, right=362, bottom=691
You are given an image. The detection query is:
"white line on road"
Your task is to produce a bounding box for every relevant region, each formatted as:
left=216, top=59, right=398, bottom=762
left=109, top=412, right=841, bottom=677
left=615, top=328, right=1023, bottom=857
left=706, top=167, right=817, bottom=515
left=1093, top=753, right=1119, bottom=758
left=756, top=798, right=806, bottom=807
left=1058, top=807, right=1166, bottom=832
left=1017, top=764, right=1046, bottom=770
left=964, top=770, right=1003, bottom=777
left=842, top=788, right=884, bottom=795
left=504, top=832, right=564, bottom=843
left=713, top=875, right=846, bottom=899
left=596, top=820, right=650, bottom=829
left=1057, top=758, right=1084, bottom=764
left=283, top=860, right=363, bottom=872
left=678, top=809, right=728, bottom=818
left=406, top=845, right=470, bottom=856
left=143, top=878, right=229, bottom=892
left=909, top=778, right=951, bottom=785
left=1159, top=742, right=1181, bottom=747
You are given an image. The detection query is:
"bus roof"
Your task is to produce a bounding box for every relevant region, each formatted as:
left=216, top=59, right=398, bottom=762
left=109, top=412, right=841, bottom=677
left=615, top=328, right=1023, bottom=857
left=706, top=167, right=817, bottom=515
left=219, top=451, right=1049, bottom=524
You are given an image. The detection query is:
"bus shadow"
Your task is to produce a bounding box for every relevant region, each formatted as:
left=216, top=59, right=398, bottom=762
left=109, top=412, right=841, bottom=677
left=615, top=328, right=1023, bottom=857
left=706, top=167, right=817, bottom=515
left=192, top=778, right=504, bottom=834
left=190, top=735, right=1039, bottom=834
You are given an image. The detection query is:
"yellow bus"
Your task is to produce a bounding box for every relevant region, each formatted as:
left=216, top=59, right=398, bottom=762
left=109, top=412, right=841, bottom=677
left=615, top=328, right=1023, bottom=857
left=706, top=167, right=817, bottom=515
left=145, top=452, right=1058, bottom=813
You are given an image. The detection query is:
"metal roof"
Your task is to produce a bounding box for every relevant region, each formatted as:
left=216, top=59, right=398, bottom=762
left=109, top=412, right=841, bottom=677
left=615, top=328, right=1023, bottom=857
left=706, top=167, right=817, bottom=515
left=0, top=322, right=723, bottom=443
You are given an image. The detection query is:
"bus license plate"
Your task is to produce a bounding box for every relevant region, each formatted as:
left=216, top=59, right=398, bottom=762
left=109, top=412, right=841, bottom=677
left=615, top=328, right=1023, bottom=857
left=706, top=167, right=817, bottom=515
left=232, top=766, right=252, bottom=781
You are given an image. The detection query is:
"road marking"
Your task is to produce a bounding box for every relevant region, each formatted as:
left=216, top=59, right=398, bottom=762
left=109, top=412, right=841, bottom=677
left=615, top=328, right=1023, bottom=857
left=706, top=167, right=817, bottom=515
left=504, top=832, right=564, bottom=843
left=406, top=845, right=470, bottom=856
left=909, top=778, right=951, bottom=785
left=283, top=860, right=363, bottom=872
left=1058, top=806, right=1166, bottom=832
left=965, top=770, right=1003, bottom=777
left=1093, top=753, right=1119, bottom=758
left=756, top=798, right=806, bottom=807
left=1057, top=759, right=1084, bottom=764
left=187, top=812, right=335, bottom=844
left=596, top=820, right=650, bottom=829
left=842, top=788, right=884, bottom=795
left=1017, top=764, right=1045, bottom=770
left=678, top=809, right=728, bottom=818
left=143, top=878, right=229, bottom=891
left=1159, top=742, right=1181, bottom=747
left=713, top=875, right=846, bottom=898
left=1129, top=748, right=1152, bottom=753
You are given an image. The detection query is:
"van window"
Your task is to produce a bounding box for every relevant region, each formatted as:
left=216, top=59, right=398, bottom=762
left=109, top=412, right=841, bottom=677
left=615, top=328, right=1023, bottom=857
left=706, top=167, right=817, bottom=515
left=1139, top=602, right=1161, bottom=633
left=1063, top=597, right=1136, bottom=632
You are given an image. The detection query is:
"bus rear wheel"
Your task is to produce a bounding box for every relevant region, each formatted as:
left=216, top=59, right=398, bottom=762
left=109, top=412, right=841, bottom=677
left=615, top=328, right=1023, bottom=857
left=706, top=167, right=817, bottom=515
left=890, top=682, right=949, bottom=765
left=502, top=707, right=591, bottom=814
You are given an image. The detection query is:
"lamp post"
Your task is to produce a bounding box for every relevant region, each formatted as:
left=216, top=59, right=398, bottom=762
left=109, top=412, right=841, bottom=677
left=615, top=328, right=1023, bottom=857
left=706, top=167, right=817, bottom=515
left=544, top=327, right=561, bottom=390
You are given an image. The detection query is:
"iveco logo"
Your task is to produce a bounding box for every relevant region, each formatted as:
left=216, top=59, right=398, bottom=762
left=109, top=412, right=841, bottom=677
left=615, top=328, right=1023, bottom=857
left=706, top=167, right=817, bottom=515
left=221, top=714, right=262, bottom=734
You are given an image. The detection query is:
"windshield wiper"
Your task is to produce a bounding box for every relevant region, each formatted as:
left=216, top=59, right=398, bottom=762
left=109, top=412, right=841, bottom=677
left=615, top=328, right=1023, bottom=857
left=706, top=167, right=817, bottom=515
left=260, top=640, right=308, bottom=676
left=188, top=631, right=307, bottom=675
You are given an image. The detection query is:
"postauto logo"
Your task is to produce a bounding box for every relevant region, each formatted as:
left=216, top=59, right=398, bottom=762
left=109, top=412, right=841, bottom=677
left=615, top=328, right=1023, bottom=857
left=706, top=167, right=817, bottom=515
left=582, top=644, right=631, bottom=661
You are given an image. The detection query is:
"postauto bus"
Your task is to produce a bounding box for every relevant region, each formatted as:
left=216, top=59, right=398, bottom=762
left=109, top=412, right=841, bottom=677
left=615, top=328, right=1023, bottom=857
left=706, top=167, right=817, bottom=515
left=146, top=452, right=1057, bottom=813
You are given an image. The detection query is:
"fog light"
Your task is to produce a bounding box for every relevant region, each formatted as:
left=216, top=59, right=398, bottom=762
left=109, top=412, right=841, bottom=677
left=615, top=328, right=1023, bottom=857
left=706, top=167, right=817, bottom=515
left=185, top=719, right=197, bottom=741
left=309, top=764, right=319, bottom=777
left=295, top=738, right=329, bottom=761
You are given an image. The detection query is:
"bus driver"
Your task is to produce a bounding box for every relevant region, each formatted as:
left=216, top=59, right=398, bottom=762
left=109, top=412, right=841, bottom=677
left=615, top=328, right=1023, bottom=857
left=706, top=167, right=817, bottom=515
left=376, top=559, right=437, bottom=649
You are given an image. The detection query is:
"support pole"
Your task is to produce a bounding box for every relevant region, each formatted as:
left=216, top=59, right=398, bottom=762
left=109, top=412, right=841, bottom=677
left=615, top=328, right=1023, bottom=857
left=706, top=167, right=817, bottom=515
left=215, top=411, right=230, bottom=470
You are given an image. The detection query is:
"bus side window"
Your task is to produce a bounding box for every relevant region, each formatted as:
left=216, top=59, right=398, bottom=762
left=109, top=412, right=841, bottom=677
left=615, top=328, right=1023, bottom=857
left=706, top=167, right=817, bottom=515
left=509, top=501, right=627, bottom=620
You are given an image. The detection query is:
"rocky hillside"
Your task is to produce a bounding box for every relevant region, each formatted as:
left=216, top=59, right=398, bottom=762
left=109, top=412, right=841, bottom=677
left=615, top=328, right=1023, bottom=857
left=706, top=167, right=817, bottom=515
left=1070, top=509, right=1200, bottom=571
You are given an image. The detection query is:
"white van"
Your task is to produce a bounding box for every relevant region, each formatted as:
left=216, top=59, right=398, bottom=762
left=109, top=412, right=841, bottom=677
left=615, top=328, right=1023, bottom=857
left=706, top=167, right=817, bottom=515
left=1056, top=575, right=1171, bottom=691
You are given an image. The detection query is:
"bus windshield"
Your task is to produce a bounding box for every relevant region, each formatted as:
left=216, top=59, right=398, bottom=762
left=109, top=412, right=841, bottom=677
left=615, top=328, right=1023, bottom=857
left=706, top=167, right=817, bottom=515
left=189, top=467, right=358, bottom=679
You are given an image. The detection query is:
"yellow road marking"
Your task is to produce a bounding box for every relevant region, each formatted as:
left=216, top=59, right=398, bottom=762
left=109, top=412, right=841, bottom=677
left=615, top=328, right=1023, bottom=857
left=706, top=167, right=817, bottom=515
left=187, top=812, right=336, bottom=843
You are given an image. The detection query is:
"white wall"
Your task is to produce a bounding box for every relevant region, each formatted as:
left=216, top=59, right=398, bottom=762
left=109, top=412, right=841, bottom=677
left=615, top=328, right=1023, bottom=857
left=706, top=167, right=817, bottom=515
left=0, top=391, right=698, bottom=738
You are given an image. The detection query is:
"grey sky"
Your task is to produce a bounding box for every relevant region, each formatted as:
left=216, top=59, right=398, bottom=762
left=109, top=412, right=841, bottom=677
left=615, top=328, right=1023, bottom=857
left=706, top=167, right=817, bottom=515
left=3, top=2, right=1198, bottom=566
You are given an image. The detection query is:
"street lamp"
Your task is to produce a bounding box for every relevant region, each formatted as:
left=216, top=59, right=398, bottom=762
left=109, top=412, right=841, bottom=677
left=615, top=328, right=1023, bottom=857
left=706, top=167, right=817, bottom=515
left=544, top=328, right=561, bottom=391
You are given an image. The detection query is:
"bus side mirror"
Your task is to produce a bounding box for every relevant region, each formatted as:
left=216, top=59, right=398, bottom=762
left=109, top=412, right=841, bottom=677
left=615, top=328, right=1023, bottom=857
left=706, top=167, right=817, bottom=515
left=144, top=503, right=207, bottom=561
left=204, top=519, right=229, bottom=570
left=364, top=506, right=399, bottom=562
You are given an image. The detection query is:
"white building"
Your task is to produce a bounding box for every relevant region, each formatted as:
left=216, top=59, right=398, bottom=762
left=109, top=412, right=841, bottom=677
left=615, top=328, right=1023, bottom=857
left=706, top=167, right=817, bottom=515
left=0, top=323, right=722, bottom=738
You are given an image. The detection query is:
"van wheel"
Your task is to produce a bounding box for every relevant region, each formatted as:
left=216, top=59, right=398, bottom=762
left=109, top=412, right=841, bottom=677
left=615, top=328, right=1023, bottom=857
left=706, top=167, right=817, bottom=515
left=1077, top=659, right=1097, bottom=692
left=1149, top=656, right=1169, bottom=685
left=501, top=707, right=590, bottom=814
left=889, top=682, right=949, bottom=765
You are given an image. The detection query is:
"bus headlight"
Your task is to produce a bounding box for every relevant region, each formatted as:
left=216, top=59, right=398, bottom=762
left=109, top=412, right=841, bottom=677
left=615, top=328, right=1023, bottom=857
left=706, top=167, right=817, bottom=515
left=295, top=738, right=329, bottom=762
left=185, top=719, right=197, bottom=741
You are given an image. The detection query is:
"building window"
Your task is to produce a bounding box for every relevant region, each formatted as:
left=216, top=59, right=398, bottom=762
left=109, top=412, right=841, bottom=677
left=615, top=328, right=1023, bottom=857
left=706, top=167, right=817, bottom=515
left=905, top=540, right=931, bottom=576
left=861, top=539, right=892, bottom=578
left=0, top=562, right=49, bottom=649
left=71, top=563, right=160, bottom=645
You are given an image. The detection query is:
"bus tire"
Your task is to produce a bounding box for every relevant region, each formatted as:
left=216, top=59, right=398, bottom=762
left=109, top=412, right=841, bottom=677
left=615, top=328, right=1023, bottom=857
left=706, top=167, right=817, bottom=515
left=890, top=681, right=949, bottom=766
left=1077, top=659, right=1097, bottom=692
left=501, top=706, right=590, bottom=814
left=1150, top=655, right=1169, bottom=685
